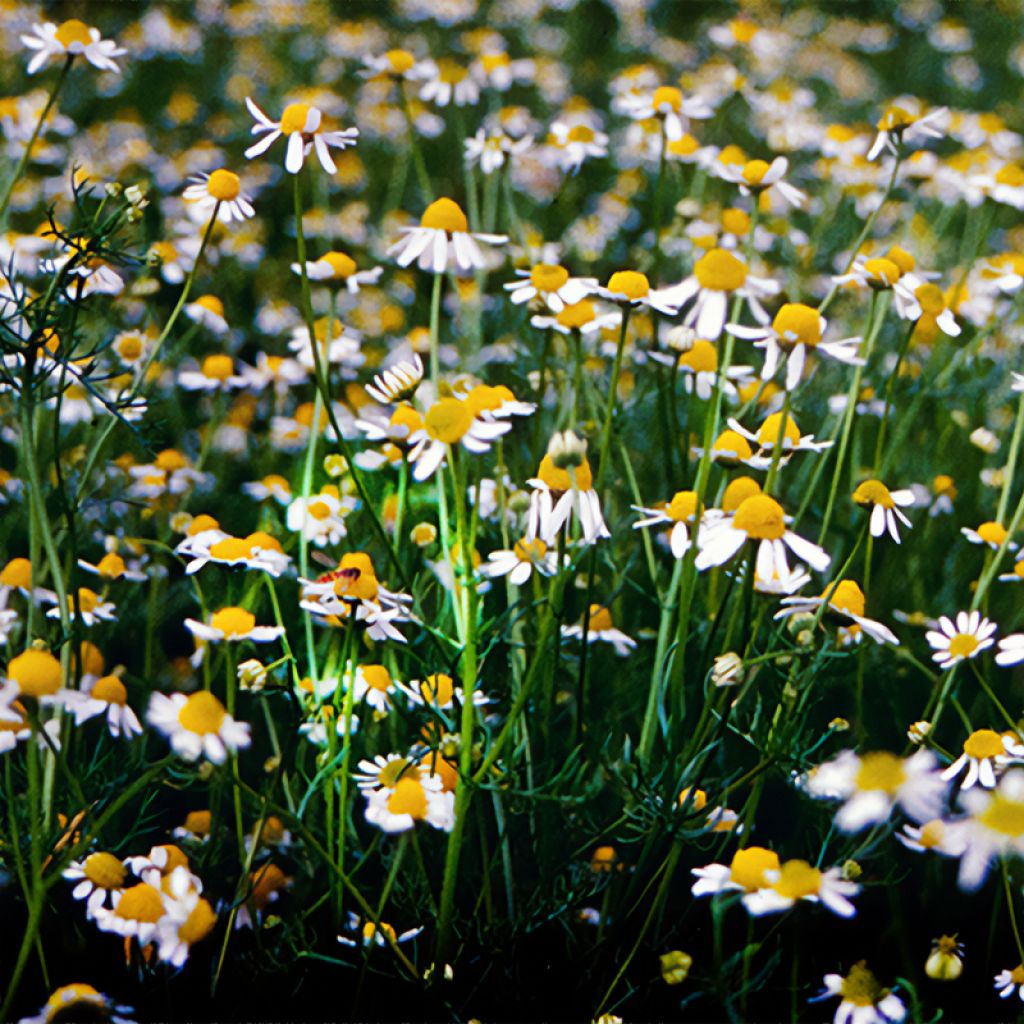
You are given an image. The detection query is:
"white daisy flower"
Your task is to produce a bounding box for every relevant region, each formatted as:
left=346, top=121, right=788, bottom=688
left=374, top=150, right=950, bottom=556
left=815, top=963, right=906, bottom=1024
left=891, top=280, right=960, bottom=337
left=925, top=610, right=997, bottom=669
left=184, top=294, right=229, bottom=335
left=244, top=97, right=358, bottom=175
left=177, top=354, right=247, bottom=392
left=21, top=19, right=126, bottom=75
left=409, top=57, right=479, bottom=107
left=727, top=302, right=862, bottom=392
left=725, top=412, right=833, bottom=470
left=155, top=866, right=217, bottom=966
left=124, top=844, right=192, bottom=888
left=184, top=607, right=285, bottom=646
left=868, top=104, right=948, bottom=160
left=503, top=263, right=596, bottom=313
left=242, top=475, right=293, bottom=506
left=775, top=579, right=899, bottom=646
left=364, top=772, right=455, bottom=834
left=18, top=984, right=134, bottom=1024
left=994, top=965, right=1024, bottom=1001
left=658, top=247, right=779, bottom=341
left=632, top=490, right=703, bottom=559
left=691, top=845, right=781, bottom=908
left=464, top=128, right=532, bottom=175
left=947, top=769, right=1024, bottom=889
left=387, top=198, right=507, bottom=275
left=182, top=169, right=255, bottom=223
left=285, top=488, right=358, bottom=547
left=63, top=852, right=128, bottom=918
left=290, top=251, right=383, bottom=292
left=650, top=335, right=753, bottom=401
left=399, top=672, right=490, bottom=711
left=695, top=493, right=830, bottom=579
left=805, top=749, right=947, bottom=831
left=896, top=818, right=967, bottom=856
left=57, top=674, right=143, bottom=739
left=179, top=531, right=291, bottom=577
left=526, top=454, right=610, bottom=546
left=561, top=605, right=636, bottom=656
left=45, top=587, right=116, bottom=627
left=715, top=156, right=807, bottom=208
left=406, top=397, right=511, bottom=483
left=480, top=537, right=561, bottom=586
left=544, top=120, right=609, bottom=174
left=852, top=480, right=915, bottom=543
left=961, top=520, right=1016, bottom=551
left=147, top=690, right=251, bottom=764
left=338, top=911, right=423, bottom=948
left=743, top=860, right=859, bottom=918
left=941, top=728, right=1023, bottom=790
left=350, top=663, right=399, bottom=715
left=93, top=882, right=166, bottom=944
left=620, top=84, right=712, bottom=140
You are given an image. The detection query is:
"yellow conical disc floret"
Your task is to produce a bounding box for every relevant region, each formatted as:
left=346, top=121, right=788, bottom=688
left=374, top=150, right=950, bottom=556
left=694, top=249, right=747, bottom=291
left=8, top=649, right=62, bottom=698
left=772, top=303, right=821, bottom=347
left=421, top=198, right=468, bottom=234
left=732, top=495, right=786, bottom=540
left=280, top=103, right=312, bottom=135
left=178, top=691, right=227, bottom=735
left=728, top=846, right=780, bottom=890
left=606, top=270, right=649, bottom=300
left=206, top=169, right=241, bottom=201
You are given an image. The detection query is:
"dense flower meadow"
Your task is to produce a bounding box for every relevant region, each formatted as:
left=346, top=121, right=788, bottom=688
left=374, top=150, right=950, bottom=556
left=4, top=1, right=1024, bottom=1021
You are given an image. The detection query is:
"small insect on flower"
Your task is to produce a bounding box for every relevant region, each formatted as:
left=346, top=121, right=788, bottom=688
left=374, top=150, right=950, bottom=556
left=290, top=250, right=383, bottom=292
left=562, top=605, right=636, bottom=656
left=182, top=169, right=255, bottom=223
left=20, top=20, right=127, bottom=75
left=244, top=98, right=358, bottom=174
left=814, top=962, right=906, bottom=1024
left=727, top=303, right=862, bottom=392
left=17, top=983, right=134, bottom=1024
left=147, top=690, right=251, bottom=764
left=806, top=749, right=947, bottom=832
left=388, top=197, right=506, bottom=275
left=852, top=480, right=915, bottom=543
left=925, top=610, right=997, bottom=669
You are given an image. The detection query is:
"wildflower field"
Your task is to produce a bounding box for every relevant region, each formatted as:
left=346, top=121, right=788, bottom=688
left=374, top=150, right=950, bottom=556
left=7, top=1, right=1024, bottom=1021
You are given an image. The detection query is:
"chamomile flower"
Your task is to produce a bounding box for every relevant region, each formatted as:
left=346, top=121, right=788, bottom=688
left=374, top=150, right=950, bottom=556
left=410, top=58, right=479, bottom=107
left=961, top=520, right=1015, bottom=551
left=21, top=20, right=126, bottom=75
left=290, top=251, right=383, bottom=292
left=743, top=859, right=860, bottom=918
left=407, top=397, right=511, bottom=482
left=93, top=882, right=165, bottom=943
left=621, top=85, right=712, bottom=141
left=480, top=537, right=560, bottom=585
left=868, top=103, right=948, bottom=160
left=775, top=579, right=899, bottom=646
left=350, top=663, right=399, bottom=714
left=545, top=121, right=609, bottom=174
left=180, top=531, right=291, bottom=577
left=338, top=912, right=423, bottom=948
left=18, top=984, right=134, bottom=1024
left=387, top=198, right=507, bottom=275
left=925, top=611, right=997, bottom=669
left=286, top=488, right=358, bottom=546
left=464, top=128, right=532, bottom=174
left=562, top=605, right=636, bottom=656
left=995, top=965, right=1024, bottom=1000
left=996, top=634, right=1024, bottom=667
left=155, top=866, right=217, bottom=965
left=815, top=963, right=906, bottom=1024
left=504, top=263, right=595, bottom=313
left=244, top=98, right=358, bottom=174
left=77, top=551, right=147, bottom=584
left=529, top=298, right=621, bottom=336
left=147, top=690, right=251, bottom=764
left=852, top=480, right=915, bottom=543
left=695, top=493, right=830, bottom=578
left=125, top=844, right=191, bottom=888
left=806, top=749, right=947, bottom=831
left=692, top=846, right=781, bottom=908
left=184, top=294, right=229, bottom=335
left=177, top=354, right=247, bottom=392
left=716, top=156, right=807, bottom=208
left=892, top=281, right=960, bottom=337
left=365, top=354, right=425, bottom=404
left=182, top=169, right=255, bottom=223
left=596, top=270, right=681, bottom=315
left=235, top=863, right=290, bottom=930
left=184, top=607, right=285, bottom=646
left=63, top=852, right=128, bottom=917
left=727, top=303, right=862, bottom=391
left=948, top=769, right=1024, bottom=889
left=659, top=247, right=779, bottom=340
left=58, top=674, right=143, bottom=739
left=726, top=413, right=832, bottom=469
left=242, top=475, right=292, bottom=506
left=632, top=490, right=702, bottom=558
left=896, top=818, right=967, bottom=856
left=526, top=453, right=609, bottom=546
left=400, top=672, right=490, bottom=711
left=364, top=771, right=455, bottom=833
left=942, top=728, right=1023, bottom=790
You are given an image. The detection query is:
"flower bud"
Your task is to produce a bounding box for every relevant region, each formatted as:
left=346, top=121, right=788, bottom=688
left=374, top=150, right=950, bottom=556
left=660, top=950, right=693, bottom=985
left=925, top=936, right=963, bottom=981
left=908, top=720, right=931, bottom=744
left=666, top=325, right=698, bottom=353
left=547, top=429, right=588, bottom=470
left=712, top=652, right=743, bottom=687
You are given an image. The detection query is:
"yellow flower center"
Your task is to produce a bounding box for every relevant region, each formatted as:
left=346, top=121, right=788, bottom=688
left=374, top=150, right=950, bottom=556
left=209, top=537, right=254, bottom=561
left=307, top=500, right=333, bottom=521
left=886, top=245, right=916, bottom=274
left=916, top=819, right=944, bottom=848
left=94, top=552, right=126, bottom=578
left=206, top=169, right=241, bottom=201
left=1, top=558, right=32, bottom=589
left=387, top=777, right=429, bottom=818
left=419, top=673, right=455, bottom=706
left=536, top=454, right=594, bottom=492
left=280, top=103, right=312, bottom=135
left=722, top=476, right=762, bottom=512
left=948, top=633, right=979, bottom=659
left=742, top=158, right=771, bottom=185
left=976, top=521, right=1007, bottom=545
left=587, top=605, right=613, bottom=632
left=201, top=354, right=234, bottom=381
left=694, top=248, right=747, bottom=291
left=721, top=208, right=750, bottom=235
left=188, top=514, right=219, bottom=535
left=668, top=134, right=700, bottom=157
left=193, top=295, right=225, bottom=318
left=711, top=429, right=753, bottom=463
left=210, top=606, right=256, bottom=638
left=855, top=751, right=906, bottom=794
left=677, top=786, right=708, bottom=810
left=177, top=691, right=227, bottom=735
left=606, top=270, right=650, bottom=300
left=666, top=491, right=700, bottom=522
left=772, top=303, right=821, bottom=347
left=385, top=49, right=415, bottom=74
left=852, top=479, right=894, bottom=508
left=378, top=758, right=412, bottom=788
left=863, top=258, right=901, bottom=287
left=115, top=883, right=164, bottom=923
left=361, top=664, right=392, bottom=693
left=420, top=197, right=469, bottom=233
left=83, top=851, right=127, bottom=889
left=179, top=897, right=218, bottom=944
left=425, top=398, right=473, bottom=444
left=756, top=413, right=800, bottom=448
left=822, top=579, right=866, bottom=618
left=514, top=538, right=548, bottom=562
left=530, top=263, right=569, bottom=292
left=566, top=124, right=596, bottom=144
left=728, top=846, right=780, bottom=890
left=652, top=85, right=682, bottom=111
left=463, top=384, right=505, bottom=417
left=322, top=251, right=357, bottom=278
left=877, top=106, right=913, bottom=131
left=55, top=19, right=92, bottom=49
left=481, top=52, right=510, bottom=73
left=996, top=164, right=1024, bottom=188
left=912, top=283, right=944, bottom=316
left=772, top=859, right=822, bottom=899
left=732, top=494, right=786, bottom=540
left=8, top=649, right=62, bottom=698
left=79, top=641, right=104, bottom=676
left=556, top=299, right=597, bottom=329
left=246, top=531, right=281, bottom=553
left=964, top=729, right=1004, bottom=760
left=46, top=985, right=104, bottom=1016
left=679, top=340, right=717, bottom=372
left=436, top=58, right=468, bottom=84
left=92, top=674, right=127, bottom=706
left=390, top=404, right=424, bottom=437
left=840, top=962, right=886, bottom=1007
left=730, top=17, right=758, bottom=42
left=183, top=810, right=211, bottom=835
left=718, top=144, right=747, bottom=166
left=979, top=793, right=1024, bottom=837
